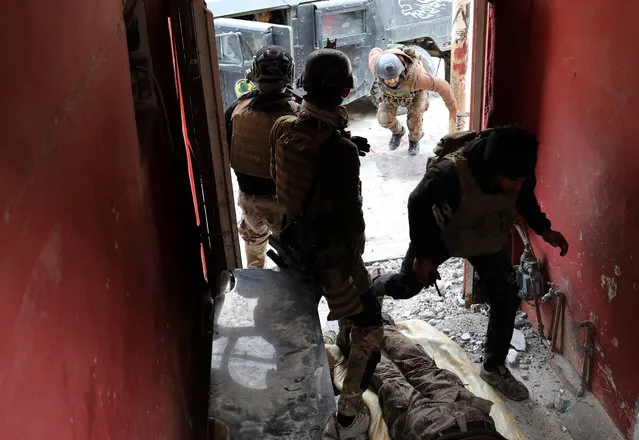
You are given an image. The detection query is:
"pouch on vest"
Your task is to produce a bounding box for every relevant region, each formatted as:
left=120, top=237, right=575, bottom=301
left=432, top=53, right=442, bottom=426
left=426, top=129, right=494, bottom=169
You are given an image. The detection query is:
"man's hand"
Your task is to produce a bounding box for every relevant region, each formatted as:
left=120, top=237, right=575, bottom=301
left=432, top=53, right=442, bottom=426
left=413, top=258, right=440, bottom=287
left=542, top=230, right=569, bottom=256
left=350, top=135, right=371, bottom=157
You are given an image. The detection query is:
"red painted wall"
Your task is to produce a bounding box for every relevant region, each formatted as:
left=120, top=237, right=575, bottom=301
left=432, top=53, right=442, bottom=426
left=0, top=1, right=207, bottom=438
left=490, top=1, right=639, bottom=436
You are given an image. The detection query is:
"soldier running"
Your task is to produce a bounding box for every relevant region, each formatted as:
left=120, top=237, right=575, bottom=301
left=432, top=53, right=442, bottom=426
left=270, top=49, right=383, bottom=439
left=372, top=126, right=569, bottom=401
left=369, top=46, right=458, bottom=155
left=225, top=45, right=298, bottom=268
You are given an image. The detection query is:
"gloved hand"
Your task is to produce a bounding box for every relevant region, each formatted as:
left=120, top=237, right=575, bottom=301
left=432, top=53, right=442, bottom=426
left=542, top=230, right=569, bottom=256
left=350, top=135, right=371, bottom=157
left=413, top=258, right=441, bottom=287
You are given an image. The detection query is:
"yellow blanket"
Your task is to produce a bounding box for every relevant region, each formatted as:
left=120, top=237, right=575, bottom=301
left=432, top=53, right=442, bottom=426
left=325, top=320, right=527, bottom=440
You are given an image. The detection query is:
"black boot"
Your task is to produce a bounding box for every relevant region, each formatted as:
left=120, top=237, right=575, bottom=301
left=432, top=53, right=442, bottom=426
left=408, top=140, right=420, bottom=156
left=388, top=126, right=406, bottom=151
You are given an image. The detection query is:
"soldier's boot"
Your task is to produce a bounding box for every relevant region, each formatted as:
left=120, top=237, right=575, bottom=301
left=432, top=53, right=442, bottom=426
left=480, top=364, right=530, bottom=401
left=336, top=404, right=371, bottom=440
left=323, top=405, right=371, bottom=440
left=408, top=140, right=420, bottom=156
left=388, top=126, right=406, bottom=151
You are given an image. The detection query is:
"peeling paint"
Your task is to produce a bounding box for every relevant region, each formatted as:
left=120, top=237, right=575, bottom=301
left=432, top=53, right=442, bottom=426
left=577, top=270, right=582, bottom=280
left=601, top=275, right=618, bottom=302
left=614, top=265, right=622, bottom=276
left=611, top=337, right=619, bottom=348
left=4, top=212, right=9, bottom=224
left=599, top=364, right=618, bottom=393
left=579, top=230, right=583, bottom=240
left=105, top=277, right=110, bottom=290
left=115, top=241, right=119, bottom=250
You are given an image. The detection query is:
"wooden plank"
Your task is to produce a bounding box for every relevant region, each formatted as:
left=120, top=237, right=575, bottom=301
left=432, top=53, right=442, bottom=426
left=450, top=0, right=471, bottom=133
left=470, top=0, right=488, bottom=130
left=192, top=0, right=242, bottom=270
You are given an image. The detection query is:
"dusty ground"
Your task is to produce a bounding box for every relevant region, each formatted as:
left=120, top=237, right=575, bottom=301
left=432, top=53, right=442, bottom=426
left=230, top=79, right=623, bottom=440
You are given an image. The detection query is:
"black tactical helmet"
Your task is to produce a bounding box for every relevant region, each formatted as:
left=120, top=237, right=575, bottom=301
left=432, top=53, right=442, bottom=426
left=247, top=45, right=294, bottom=85
left=298, top=49, right=355, bottom=90
left=375, top=53, right=405, bottom=80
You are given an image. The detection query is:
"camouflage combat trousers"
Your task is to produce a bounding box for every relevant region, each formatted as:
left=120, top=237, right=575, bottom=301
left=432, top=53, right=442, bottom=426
left=377, top=90, right=429, bottom=142
left=237, top=191, right=284, bottom=268
left=373, top=327, right=501, bottom=440
left=315, top=249, right=383, bottom=418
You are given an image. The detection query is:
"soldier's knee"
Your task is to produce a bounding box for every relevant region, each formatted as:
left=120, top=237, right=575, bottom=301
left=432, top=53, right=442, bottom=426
left=377, top=107, right=397, bottom=128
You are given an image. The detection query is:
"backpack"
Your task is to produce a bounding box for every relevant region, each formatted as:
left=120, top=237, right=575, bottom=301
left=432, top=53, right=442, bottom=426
left=426, top=129, right=494, bottom=169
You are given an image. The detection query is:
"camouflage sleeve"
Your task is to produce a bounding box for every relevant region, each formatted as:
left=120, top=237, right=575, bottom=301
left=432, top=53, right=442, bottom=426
left=332, top=139, right=366, bottom=236
left=412, top=66, right=458, bottom=116
left=269, top=116, right=288, bottom=183
left=368, top=48, right=384, bottom=75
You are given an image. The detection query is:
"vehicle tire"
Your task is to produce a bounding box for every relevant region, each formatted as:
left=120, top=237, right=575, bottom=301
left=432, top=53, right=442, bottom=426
left=368, top=44, right=435, bottom=116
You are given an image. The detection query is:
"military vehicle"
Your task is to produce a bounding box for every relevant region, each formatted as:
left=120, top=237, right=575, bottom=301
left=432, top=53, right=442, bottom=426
left=207, top=0, right=453, bottom=110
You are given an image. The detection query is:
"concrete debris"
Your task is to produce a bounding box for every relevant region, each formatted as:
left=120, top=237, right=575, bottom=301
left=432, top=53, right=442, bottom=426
left=507, top=348, right=520, bottom=367
left=471, top=303, right=488, bottom=314
left=461, top=333, right=472, bottom=341
left=515, top=313, right=529, bottom=328
left=521, top=374, right=529, bottom=380
left=511, top=328, right=527, bottom=351
left=456, top=295, right=466, bottom=307
left=442, top=328, right=451, bottom=334
left=554, top=394, right=571, bottom=413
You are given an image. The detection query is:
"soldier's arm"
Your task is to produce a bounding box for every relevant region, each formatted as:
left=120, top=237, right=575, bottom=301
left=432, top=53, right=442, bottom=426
left=413, top=68, right=458, bottom=117
left=368, top=47, right=384, bottom=75
left=516, top=176, right=552, bottom=235
left=334, top=142, right=366, bottom=236
left=224, top=101, right=239, bottom=154
left=269, top=117, right=289, bottom=183
left=408, top=161, right=460, bottom=262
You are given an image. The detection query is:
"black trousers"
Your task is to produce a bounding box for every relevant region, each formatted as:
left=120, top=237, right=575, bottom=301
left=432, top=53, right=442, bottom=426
left=372, top=243, right=520, bottom=369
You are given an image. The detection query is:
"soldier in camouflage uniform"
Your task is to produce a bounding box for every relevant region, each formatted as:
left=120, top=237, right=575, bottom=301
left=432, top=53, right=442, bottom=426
left=369, top=46, right=458, bottom=155
left=225, top=45, right=298, bottom=268
left=270, top=49, right=383, bottom=440
left=329, top=318, right=507, bottom=440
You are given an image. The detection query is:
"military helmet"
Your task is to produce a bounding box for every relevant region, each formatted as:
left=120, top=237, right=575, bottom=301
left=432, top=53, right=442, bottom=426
left=375, top=53, right=405, bottom=80
left=248, top=45, right=294, bottom=84
left=298, top=49, right=354, bottom=90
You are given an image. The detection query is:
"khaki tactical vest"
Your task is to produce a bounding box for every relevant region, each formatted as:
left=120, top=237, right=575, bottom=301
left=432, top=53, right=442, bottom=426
left=379, top=68, right=416, bottom=107
left=379, top=47, right=418, bottom=106
left=439, top=152, right=517, bottom=257
left=271, top=115, right=336, bottom=221
left=230, top=96, right=298, bottom=178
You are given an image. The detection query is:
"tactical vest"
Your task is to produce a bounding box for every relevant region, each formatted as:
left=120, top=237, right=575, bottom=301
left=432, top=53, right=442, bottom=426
left=230, top=96, right=298, bottom=179
left=379, top=48, right=418, bottom=106
left=271, top=115, right=337, bottom=221
left=439, top=152, right=517, bottom=257
left=379, top=68, right=416, bottom=106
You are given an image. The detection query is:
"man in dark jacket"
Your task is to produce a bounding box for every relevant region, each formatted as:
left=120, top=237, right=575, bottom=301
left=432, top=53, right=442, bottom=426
left=372, top=126, right=569, bottom=401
